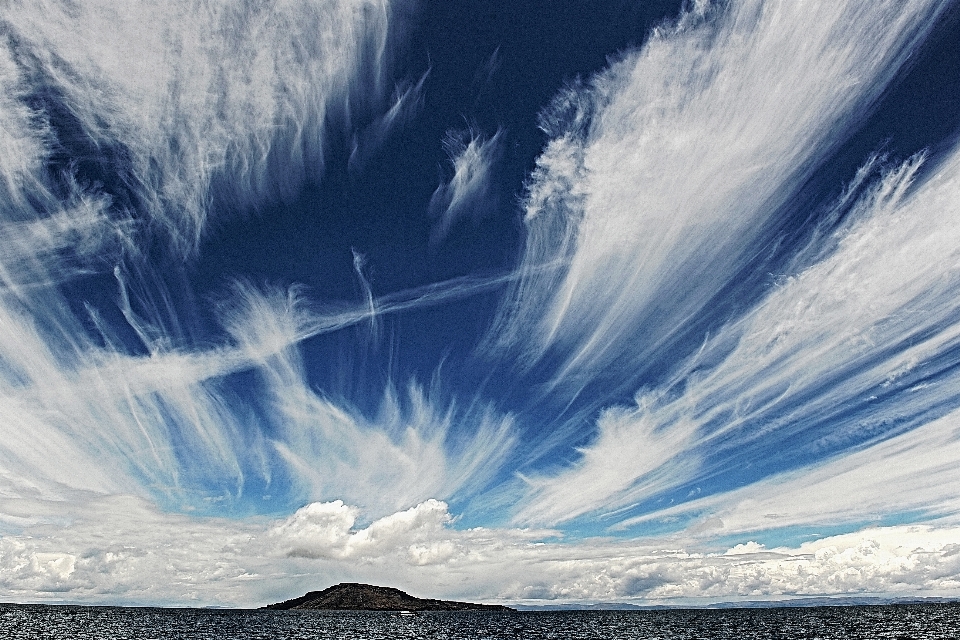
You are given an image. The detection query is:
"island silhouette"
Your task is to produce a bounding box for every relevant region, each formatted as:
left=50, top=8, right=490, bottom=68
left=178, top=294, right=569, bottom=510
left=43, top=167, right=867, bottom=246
left=264, top=583, right=514, bottom=611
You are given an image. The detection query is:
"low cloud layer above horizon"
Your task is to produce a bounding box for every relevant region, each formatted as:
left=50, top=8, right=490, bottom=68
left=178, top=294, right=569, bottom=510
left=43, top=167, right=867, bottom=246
left=1, top=0, right=960, bottom=607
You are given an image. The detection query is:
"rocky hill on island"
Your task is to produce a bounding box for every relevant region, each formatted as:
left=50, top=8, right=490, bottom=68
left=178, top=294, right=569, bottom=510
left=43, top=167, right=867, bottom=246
left=264, top=583, right=514, bottom=611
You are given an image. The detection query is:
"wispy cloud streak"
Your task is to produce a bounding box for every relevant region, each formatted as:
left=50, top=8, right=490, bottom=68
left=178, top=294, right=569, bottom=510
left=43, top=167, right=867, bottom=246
left=491, top=0, right=948, bottom=402
left=2, top=0, right=392, bottom=254
left=620, top=406, right=960, bottom=536
left=222, top=284, right=516, bottom=515
left=429, top=128, right=503, bottom=244
left=518, top=142, right=960, bottom=526
left=0, top=0, right=519, bottom=516
left=0, top=265, right=518, bottom=513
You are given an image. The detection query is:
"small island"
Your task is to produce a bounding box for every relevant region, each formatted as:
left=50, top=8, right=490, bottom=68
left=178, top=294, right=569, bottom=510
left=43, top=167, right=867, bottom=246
left=264, top=583, right=514, bottom=611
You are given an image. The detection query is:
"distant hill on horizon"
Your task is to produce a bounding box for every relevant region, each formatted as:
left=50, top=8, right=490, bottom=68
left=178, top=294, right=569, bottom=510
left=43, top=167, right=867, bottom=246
left=263, top=583, right=514, bottom=612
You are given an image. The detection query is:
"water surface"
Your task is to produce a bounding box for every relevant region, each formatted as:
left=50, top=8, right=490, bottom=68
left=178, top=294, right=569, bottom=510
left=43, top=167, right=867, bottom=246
left=2, top=603, right=958, bottom=639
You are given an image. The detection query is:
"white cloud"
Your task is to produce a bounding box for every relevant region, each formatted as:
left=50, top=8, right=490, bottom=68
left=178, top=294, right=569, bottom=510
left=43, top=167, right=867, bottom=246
left=270, top=500, right=359, bottom=559
left=2, top=494, right=959, bottom=607
left=272, top=499, right=454, bottom=562
left=0, top=0, right=516, bottom=522
left=491, top=0, right=946, bottom=394
left=429, top=129, right=504, bottom=244
left=622, top=405, right=960, bottom=537
left=266, top=362, right=516, bottom=515
left=516, top=137, right=960, bottom=525
left=349, top=70, right=429, bottom=173
left=0, top=271, right=516, bottom=516
left=1, top=0, right=957, bottom=609
left=0, top=494, right=264, bottom=605
left=0, top=0, right=398, bottom=507
left=2, top=0, right=392, bottom=254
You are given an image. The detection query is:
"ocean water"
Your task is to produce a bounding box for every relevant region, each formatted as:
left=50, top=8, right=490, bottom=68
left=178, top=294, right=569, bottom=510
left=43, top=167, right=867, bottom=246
left=1, top=603, right=958, bottom=639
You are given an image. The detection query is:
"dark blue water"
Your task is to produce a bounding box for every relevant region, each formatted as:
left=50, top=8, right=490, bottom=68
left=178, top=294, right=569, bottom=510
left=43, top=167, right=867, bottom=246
left=1, top=603, right=957, bottom=639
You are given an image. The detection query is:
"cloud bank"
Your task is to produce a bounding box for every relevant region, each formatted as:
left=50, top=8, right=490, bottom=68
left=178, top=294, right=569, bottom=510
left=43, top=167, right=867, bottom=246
left=4, top=496, right=960, bottom=607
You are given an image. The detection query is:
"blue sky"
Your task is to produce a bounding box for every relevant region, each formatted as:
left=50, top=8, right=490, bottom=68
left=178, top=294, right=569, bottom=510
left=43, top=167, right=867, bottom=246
left=2, top=0, right=960, bottom=607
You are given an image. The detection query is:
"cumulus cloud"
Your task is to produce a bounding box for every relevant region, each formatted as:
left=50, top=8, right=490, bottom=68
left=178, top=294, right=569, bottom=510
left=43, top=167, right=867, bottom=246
left=270, top=500, right=360, bottom=559
left=271, top=499, right=454, bottom=561
left=266, top=510, right=960, bottom=604
left=0, top=494, right=267, bottom=605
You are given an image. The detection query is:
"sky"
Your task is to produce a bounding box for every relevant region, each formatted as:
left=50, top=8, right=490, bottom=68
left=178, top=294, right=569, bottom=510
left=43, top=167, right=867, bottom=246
left=1, top=0, right=960, bottom=608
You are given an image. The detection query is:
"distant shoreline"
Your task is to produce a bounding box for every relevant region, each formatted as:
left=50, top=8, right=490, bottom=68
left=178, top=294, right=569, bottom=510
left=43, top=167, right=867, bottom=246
left=2, top=596, right=958, bottom=612
left=514, top=596, right=960, bottom=611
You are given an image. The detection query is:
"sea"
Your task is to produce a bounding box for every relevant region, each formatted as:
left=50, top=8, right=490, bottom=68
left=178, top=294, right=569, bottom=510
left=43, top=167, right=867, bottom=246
left=1, top=603, right=958, bottom=639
